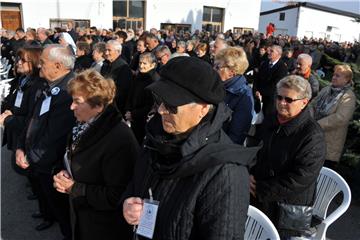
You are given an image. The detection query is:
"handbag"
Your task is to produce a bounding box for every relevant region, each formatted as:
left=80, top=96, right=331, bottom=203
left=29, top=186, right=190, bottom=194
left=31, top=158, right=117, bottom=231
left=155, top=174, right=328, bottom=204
left=277, top=202, right=313, bottom=232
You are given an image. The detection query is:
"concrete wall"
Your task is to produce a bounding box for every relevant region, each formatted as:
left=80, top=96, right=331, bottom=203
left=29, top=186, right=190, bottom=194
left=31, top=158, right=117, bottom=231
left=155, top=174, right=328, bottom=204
left=259, top=8, right=299, bottom=36
left=140, top=0, right=261, bottom=32
left=1, top=0, right=113, bottom=29
left=298, top=7, right=360, bottom=42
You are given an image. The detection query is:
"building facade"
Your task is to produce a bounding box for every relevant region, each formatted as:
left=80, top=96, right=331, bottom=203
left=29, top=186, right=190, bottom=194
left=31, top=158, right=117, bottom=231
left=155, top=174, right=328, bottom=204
left=259, top=2, right=360, bottom=42
left=1, top=0, right=261, bottom=34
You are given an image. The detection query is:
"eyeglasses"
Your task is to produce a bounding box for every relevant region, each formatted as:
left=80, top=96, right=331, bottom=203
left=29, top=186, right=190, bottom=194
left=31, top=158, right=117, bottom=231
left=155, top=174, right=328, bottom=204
left=152, top=93, right=178, bottom=114
left=213, top=63, right=227, bottom=71
left=276, top=95, right=304, bottom=104
left=156, top=54, right=166, bottom=62
left=17, top=58, right=29, bottom=64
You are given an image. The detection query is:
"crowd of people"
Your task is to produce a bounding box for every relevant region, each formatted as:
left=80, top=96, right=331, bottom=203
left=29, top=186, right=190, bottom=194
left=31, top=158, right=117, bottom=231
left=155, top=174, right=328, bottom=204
left=0, top=22, right=357, bottom=240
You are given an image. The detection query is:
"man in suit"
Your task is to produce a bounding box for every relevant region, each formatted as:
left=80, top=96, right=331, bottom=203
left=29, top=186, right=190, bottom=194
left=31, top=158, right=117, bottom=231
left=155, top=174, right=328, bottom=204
left=16, top=44, right=75, bottom=240
left=101, top=40, right=132, bottom=115
left=114, top=30, right=132, bottom=64
left=254, top=45, right=288, bottom=117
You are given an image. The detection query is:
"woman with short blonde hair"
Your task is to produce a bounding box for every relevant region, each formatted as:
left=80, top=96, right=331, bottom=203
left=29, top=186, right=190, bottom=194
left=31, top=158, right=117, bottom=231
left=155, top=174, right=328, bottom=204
left=54, top=69, right=139, bottom=240
left=311, top=64, right=356, bottom=169
left=214, top=47, right=254, bottom=144
left=215, top=46, right=249, bottom=75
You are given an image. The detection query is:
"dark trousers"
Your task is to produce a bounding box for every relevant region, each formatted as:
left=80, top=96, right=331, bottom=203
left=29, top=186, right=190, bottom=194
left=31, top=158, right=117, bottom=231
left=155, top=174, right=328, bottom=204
left=32, top=171, right=72, bottom=239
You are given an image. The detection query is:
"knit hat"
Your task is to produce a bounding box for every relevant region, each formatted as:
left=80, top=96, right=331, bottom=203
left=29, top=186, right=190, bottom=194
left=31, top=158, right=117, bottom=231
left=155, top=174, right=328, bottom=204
left=147, top=57, right=225, bottom=106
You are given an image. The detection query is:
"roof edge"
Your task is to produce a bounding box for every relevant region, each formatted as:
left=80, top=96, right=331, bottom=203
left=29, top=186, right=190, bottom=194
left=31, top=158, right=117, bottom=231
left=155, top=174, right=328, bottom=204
left=260, top=2, right=360, bottom=19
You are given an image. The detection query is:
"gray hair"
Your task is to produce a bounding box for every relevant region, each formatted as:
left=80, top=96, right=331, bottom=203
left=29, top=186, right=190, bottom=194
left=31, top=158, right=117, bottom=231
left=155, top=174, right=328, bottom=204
left=177, top=41, right=186, bottom=48
left=139, top=52, right=157, bottom=66
left=155, top=45, right=171, bottom=56
left=272, top=45, right=283, bottom=56
left=106, top=40, right=122, bottom=53
left=186, top=40, right=195, bottom=48
left=276, top=75, right=312, bottom=99
left=47, top=44, right=75, bottom=70
left=297, top=53, right=312, bottom=66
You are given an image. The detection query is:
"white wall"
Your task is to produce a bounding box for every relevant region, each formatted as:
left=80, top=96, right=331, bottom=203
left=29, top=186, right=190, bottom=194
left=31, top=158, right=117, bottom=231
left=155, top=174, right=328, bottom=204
left=145, top=0, right=261, bottom=32
left=298, top=7, right=360, bottom=42
left=1, top=0, right=113, bottom=29
left=223, top=0, right=261, bottom=32
left=1, top=0, right=261, bottom=33
left=259, top=7, right=299, bottom=36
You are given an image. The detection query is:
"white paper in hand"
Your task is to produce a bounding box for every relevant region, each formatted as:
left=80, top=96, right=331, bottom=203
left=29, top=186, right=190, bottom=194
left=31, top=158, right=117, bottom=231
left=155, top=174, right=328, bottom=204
left=63, top=152, right=73, bottom=178
left=136, top=199, right=159, bottom=239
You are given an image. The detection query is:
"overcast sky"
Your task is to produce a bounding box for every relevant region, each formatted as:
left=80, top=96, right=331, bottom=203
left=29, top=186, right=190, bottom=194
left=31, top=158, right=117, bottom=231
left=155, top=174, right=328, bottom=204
left=261, top=0, right=360, bottom=14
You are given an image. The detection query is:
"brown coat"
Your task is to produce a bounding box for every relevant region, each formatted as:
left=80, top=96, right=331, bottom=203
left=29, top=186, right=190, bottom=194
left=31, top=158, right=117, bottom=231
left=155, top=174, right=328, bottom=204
left=312, top=86, right=356, bottom=162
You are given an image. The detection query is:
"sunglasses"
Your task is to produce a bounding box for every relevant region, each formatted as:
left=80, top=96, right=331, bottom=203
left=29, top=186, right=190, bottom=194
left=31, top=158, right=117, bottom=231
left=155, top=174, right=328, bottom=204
left=152, top=93, right=178, bottom=114
left=276, top=95, right=304, bottom=104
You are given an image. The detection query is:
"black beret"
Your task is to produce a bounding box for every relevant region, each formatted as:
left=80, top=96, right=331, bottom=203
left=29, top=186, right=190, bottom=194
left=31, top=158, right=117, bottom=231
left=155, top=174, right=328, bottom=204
left=147, top=57, right=225, bottom=106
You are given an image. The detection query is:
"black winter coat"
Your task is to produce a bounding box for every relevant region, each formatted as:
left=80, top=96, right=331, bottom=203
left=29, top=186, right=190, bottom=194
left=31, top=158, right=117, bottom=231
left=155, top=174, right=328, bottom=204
left=2, top=75, right=45, bottom=151
left=125, top=69, right=160, bottom=143
left=125, top=103, right=260, bottom=240
left=252, top=108, right=326, bottom=235
left=17, top=72, right=76, bottom=174
left=101, top=56, right=132, bottom=114
left=68, top=105, right=140, bottom=240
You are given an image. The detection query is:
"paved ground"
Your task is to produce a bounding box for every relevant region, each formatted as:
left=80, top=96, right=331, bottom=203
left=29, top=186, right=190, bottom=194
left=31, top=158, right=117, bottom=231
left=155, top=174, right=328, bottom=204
left=1, top=146, right=62, bottom=240
left=1, top=146, right=360, bottom=240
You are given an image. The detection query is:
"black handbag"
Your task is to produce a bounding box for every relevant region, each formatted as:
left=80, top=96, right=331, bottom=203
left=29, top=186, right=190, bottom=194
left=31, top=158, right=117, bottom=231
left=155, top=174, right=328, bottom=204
left=277, top=202, right=313, bottom=231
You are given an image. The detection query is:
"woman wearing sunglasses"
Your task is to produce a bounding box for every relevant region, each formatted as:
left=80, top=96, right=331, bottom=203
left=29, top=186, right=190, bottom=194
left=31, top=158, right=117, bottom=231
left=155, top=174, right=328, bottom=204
left=1, top=46, right=44, bottom=174
left=250, top=75, right=326, bottom=239
left=122, top=57, right=260, bottom=240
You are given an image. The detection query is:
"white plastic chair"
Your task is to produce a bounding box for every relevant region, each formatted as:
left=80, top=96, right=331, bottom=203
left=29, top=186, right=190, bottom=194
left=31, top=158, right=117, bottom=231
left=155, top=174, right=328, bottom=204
left=0, top=64, right=12, bottom=80
left=0, top=78, right=13, bottom=102
left=245, top=205, right=280, bottom=240
left=311, top=167, right=351, bottom=240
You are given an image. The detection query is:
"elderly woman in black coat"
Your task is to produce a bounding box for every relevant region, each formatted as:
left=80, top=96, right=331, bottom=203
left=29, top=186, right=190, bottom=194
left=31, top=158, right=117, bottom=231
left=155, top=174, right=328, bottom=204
left=125, top=52, right=160, bottom=144
left=250, top=75, right=326, bottom=238
left=53, top=69, right=140, bottom=240
left=1, top=46, right=44, bottom=171
left=122, top=57, right=260, bottom=240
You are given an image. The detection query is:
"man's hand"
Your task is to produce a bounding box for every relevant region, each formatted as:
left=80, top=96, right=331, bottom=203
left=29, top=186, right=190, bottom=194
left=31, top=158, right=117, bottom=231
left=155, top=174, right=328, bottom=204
left=15, top=149, right=29, bottom=169
left=123, top=197, right=144, bottom=225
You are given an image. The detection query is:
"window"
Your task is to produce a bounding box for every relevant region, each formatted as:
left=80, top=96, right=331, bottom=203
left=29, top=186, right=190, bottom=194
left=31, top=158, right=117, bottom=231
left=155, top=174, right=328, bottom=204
left=113, top=0, right=144, bottom=30
left=233, top=27, right=254, bottom=34
left=202, top=6, right=224, bottom=34
left=161, top=23, right=191, bottom=33
left=279, top=12, right=285, bottom=21
left=50, top=19, right=90, bottom=29
left=326, top=26, right=332, bottom=32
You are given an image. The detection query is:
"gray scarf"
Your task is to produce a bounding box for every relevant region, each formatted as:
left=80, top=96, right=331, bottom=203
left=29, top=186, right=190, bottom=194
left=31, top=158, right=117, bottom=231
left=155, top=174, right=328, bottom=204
left=314, top=83, right=352, bottom=120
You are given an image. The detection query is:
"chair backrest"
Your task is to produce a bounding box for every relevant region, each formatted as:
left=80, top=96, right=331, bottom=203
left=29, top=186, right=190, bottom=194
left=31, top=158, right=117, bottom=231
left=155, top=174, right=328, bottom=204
left=0, top=64, right=12, bottom=80
left=312, top=167, right=351, bottom=240
left=245, top=205, right=280, bottom=240
left=313, top=167, right=351, bottom=219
